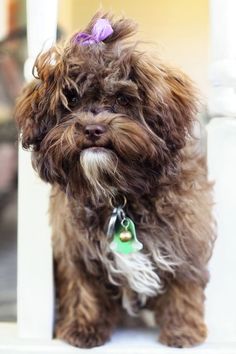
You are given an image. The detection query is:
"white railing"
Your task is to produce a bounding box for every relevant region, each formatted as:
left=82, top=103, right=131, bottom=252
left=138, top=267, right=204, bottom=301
left=205, top=0, right=236, bottom=340
left=2, top=0, right=235, bottom=352
left=17, top=0, right=57, bottom=339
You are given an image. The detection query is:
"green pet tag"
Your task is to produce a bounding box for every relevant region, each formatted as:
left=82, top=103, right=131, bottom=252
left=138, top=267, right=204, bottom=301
left=109, top=217, right=143, bottom=254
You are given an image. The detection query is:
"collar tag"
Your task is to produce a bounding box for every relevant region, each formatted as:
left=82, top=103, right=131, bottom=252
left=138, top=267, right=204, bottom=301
left=107, top=207, right=143, bottom=254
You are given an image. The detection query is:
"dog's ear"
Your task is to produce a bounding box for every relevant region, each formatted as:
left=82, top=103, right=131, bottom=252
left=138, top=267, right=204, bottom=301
left=15, top=48, right=63, bottom=151
left=132, top=56, right=198, bottom=151
left=15, top=81, right=44, bottom=150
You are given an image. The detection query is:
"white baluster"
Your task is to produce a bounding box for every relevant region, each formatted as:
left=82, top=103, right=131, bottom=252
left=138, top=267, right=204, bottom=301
left=206, top=0, right=236, bottom=342
left=17, top=0, right=58, bottom=339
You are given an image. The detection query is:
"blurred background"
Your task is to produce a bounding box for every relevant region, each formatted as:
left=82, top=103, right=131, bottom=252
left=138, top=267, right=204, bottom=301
left=0, top=0, right=209, bottom=322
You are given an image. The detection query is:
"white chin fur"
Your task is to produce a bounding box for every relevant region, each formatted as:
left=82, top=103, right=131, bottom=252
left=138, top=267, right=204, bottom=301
left=80, top=148, right=119, bottom=197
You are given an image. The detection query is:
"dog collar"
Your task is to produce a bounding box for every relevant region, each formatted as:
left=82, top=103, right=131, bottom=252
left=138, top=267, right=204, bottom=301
left=107, top=197, right=143, bottom=254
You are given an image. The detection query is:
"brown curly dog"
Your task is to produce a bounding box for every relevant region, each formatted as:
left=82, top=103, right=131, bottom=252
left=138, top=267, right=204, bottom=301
left=15, top=12, right=215, bottom=348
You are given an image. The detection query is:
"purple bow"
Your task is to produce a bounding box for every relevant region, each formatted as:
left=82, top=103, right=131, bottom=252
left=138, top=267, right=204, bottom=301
left=74, top=18, right=113, bottom=45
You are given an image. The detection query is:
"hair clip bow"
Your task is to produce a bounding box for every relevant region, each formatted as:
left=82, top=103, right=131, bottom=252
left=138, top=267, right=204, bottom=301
left=74, top=18, right=113, bottom=45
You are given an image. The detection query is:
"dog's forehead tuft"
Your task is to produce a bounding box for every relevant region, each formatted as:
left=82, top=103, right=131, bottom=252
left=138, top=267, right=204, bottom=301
left=63, top=43, right=135, bottom=86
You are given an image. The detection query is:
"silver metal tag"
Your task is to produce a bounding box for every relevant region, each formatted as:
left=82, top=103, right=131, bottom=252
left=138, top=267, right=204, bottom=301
left=107, top=206, right=126, bottom=238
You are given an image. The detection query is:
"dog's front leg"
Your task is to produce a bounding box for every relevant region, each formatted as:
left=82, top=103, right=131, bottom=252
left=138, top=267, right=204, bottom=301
left=54, top=258, right=119, bottom=348
left=155, top=280, right=207, bottom=348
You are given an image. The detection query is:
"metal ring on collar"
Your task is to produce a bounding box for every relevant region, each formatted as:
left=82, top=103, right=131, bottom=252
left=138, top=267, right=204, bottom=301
left=109, top=195, right=127, bottom=209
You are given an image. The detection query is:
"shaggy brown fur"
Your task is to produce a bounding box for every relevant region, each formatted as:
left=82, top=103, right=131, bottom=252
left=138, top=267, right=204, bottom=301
left=15, top=12, right=215, bottom=348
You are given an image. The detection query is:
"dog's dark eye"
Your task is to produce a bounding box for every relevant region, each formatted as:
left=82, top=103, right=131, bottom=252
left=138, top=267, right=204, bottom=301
left=65, top=90, right=79, bottom=109
left=116, top=94, right=129, bottom=106
left=68, top=95, right=79, bottom=108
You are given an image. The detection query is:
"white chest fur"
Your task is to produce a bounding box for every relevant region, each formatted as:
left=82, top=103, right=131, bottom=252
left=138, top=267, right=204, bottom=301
left=106, top=251, right=163, bottom=316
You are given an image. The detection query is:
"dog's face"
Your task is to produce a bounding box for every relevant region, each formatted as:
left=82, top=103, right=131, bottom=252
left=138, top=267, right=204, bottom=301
left=15, top=14, right=197, bottom=201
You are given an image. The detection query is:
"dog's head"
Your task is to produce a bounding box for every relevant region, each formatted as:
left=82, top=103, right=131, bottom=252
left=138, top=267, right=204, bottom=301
left=15, top=13, right=197, bottom=202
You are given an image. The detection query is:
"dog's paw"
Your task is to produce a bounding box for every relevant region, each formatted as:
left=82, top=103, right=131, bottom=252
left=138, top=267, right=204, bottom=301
left=62, top=330, right=108, bottom=348
left=159, top=323, right=207, bottom=348
left=56, top=323, right=111, bottom=348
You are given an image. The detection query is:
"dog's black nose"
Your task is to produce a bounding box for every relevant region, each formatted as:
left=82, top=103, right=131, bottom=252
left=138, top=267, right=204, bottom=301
left=84, top=124, right=107, bottom=140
